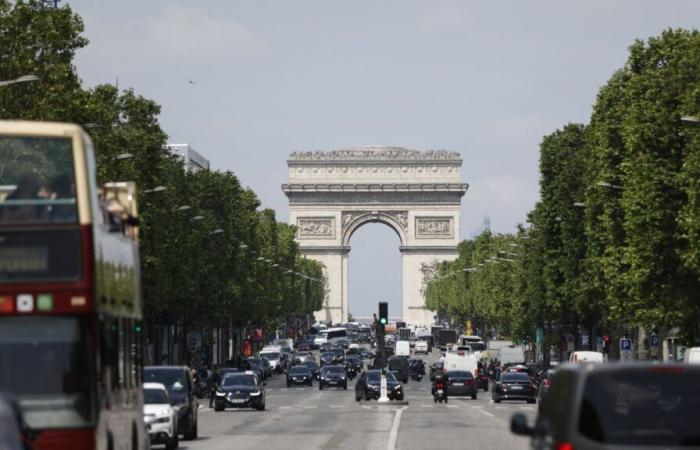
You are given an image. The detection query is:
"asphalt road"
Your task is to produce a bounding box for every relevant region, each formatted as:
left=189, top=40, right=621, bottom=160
left=168, top=354, right=536, bottom=450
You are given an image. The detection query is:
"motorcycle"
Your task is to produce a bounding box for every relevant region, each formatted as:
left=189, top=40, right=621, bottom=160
left=346, top=367, right=358, bottom=380
left=432, top=376, right=448, bottom=403
left=410, top=370, right=423, bottom=382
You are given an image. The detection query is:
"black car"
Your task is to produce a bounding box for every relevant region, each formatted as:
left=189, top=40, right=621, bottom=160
left=355, top=370, right=404, bottom=401
left=214, top=372, right=266, bottom=411
left=287, top=366, right=313, bottom=387
left=144, top=366, right=199, bottom=440
left=301, top=360, right=320, bottom=380
left=346, top=356, right=363, bottom=373
left=536, top=368, right=555, bottom=411
left=445, top=370, right=478, bottom=399
left=475, top=367, right=489, bottom=391
left=511, top=363, right=700, bottom=450
left=320, top=351, right=342, bottom=366
left=319, top=365, right=347, bottom=390
left=388, top=356, right=409, bottom=383
left=319, top=342, right=335, bottom=352
left=492, top=371, right=536, bottom=403
left=408, top=358, right=425, bottom=376
left=244, top=357, right=268, bottom=380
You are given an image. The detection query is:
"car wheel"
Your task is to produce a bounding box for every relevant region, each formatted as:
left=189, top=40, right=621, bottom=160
left=214, top=403, right=225, bottom=412
left=319, top=384, right=323, bottom=390
left=494, top=398, right=501, bottom=404
left=183, top=418, right=197, bottom=440
left=472, top=393, right=477, bottom=400
left=343, top=383, right=347, bottom=390
left=308, top=380, right=313, bottom=386
left=444, top=396, right=448, bottom=403
left=257, top=402, right=266, bottom=411
left=286, top=382, right=290, bottom=388
left=527, top=399, right=536, bottom=404
left=433, top=396, right=437, bottom=403
left=356, top=394, right=361, bottom=402
left=484, top=386, right=489, bottom=392
left=166, top=433, right=179, bottom=450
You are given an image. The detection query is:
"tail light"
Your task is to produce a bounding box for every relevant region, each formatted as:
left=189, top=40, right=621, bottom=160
left=465, top=380, right=474, bottom=385
left=556, top=443, right=574, bottom=450
left=436, top=383, right=444, bottom=389
left=543, top=379, right=551, bottom=386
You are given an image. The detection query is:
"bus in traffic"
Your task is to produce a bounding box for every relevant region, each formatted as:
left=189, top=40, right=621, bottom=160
left=0, top=121, right=146, bottom=450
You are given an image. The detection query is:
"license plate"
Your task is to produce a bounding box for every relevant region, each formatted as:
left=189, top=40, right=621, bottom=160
left=511, top=386, right=523, bottom=390
left=231, top=399, right=245, bottom=404
left=437, top=390, right=443, bottom=395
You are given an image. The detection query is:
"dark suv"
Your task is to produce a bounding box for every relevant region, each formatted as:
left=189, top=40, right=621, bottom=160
left=511, top=363, right=700, bottom=450
left=144, top=366, right=198, bottom=440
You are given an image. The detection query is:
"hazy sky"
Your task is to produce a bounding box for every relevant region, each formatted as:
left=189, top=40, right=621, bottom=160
left=68, top=0, right=699, bottom=317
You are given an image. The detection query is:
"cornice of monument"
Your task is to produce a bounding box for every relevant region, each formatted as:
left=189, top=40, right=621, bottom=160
left=287, top=146, right=462, bottom=164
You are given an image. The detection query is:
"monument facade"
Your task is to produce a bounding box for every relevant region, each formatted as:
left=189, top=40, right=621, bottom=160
left=282, top=146, right=468, bottom=326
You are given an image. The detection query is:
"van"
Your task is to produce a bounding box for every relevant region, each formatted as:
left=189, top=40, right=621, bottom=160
left=395, top=340, right=410, bottom=357
left=497, top=345, right=525, bottom=367
left=444, top=351, right=478, bottom=376
left=684, top=347, right=700, bottom=364
left=388, top=356, right=409, bottom=383
left=569, top=351, right=604, bottom=364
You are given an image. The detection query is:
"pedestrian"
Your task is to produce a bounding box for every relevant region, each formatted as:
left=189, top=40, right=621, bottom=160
left=208, top=365, right=221, bottom=408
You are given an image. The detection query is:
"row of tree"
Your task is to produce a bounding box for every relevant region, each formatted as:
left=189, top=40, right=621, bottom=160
left=426, top=29, right=700, bottom=352
left=0, top=1, right=326, bottom=362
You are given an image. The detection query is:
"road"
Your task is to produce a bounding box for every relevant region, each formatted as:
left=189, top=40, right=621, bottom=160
left=174, top=354, right=536, bottom=450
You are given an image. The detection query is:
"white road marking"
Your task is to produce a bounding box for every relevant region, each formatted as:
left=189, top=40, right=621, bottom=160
left=330, top=405, right=343, bottom=409
left=387, top=406, right=407, bottom=450
left=279, top=406, right=292, bottom=410
left=420, top=404, right=434, bottom=408
left=479, top=409, right=495, bottom=418
left=303, top=405, right=318, bottom=409
left=446, top=405, right=458, bottom=408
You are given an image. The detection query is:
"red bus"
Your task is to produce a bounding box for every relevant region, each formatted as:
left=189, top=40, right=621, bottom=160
left=0, top=121, right=146, bottom=450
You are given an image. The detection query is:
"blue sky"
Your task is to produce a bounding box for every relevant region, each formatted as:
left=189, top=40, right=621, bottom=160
left=68, top=0, right=700, bottom=317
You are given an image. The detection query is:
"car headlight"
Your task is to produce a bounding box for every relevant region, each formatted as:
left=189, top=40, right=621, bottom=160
left=249, top=391, right=261, bottom=396
left=368, top=384, right=378, bottom=390
left=154, top=415, right=170, bottom=424
left=216, top=391, right=226, bottom=397
left=340, top=376, right=346, bottom=380
left=393, top=385, right=401, bottom=391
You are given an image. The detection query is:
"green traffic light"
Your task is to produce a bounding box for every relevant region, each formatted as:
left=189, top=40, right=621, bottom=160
left=380, top=318, right=387, bottom=325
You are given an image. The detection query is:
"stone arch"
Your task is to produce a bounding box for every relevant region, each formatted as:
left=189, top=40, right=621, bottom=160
left=342, top=211, right=407, bottom=248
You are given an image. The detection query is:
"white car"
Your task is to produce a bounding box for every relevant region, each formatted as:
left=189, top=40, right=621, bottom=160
left=143, top=382, right=178, bottom=450
left=414, top=341, right=429, bottom=354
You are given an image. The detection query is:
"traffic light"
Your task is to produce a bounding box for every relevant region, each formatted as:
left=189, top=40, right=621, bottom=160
left=602, top=335, right=610, bottom=353
left=378, top=302, right=388, bottom=325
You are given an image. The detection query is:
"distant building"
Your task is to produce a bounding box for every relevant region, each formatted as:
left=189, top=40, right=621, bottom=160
left=167, top=144, right=210, bottom=172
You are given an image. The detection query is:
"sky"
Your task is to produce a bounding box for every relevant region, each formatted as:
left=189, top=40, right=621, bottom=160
left=67, top=0, right=700, bottom=317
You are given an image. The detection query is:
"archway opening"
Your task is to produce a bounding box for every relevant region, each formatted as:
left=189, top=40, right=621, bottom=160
left=348, top=222, right=402, bottom=322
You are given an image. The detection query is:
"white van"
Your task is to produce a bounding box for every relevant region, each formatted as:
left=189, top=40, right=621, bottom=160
left=684, top=347, right=700, bottom=364
left=395, top=340, right=411, bottom=357
left=497, top=345, right=525, bottom=366
left=569, top=351, right=605, bottom=364
left=444, top=351, right=478, bottom=376
left=414, top=340, right=429, bottom=354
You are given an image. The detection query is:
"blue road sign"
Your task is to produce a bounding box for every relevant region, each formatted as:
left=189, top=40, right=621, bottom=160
left=650, top=334, right=660, bottom=347
left=620, top=338, right=632, bottom=351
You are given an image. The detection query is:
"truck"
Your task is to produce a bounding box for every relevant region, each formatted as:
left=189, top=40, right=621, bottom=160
left=395, top=340, right=411, bottom=357
left=497, top=345, right=526, bottom=367
left=437, top=329, right=459, bottom=350
left=444, top=351, right=479, bottom=376
left=398, top=327, right=411, bottom=341
left=486, top=339, right=514, bottom=361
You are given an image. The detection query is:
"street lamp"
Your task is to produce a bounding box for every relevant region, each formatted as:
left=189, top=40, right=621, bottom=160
left=0, top=75, right=39, bottom=87
left=115, top=153, right=134, bottom=161
left=144, top=186, right=167, bottom=194
left=596, top=181, right=624, bottom=190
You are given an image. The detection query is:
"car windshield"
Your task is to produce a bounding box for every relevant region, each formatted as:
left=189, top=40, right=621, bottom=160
left=501, top=373, right=530, bottom=383
left=289, top=367, right=310, bottom=375
left=367, top=371, right=397, bottom=382
left=303, top=362, right=318, bottom=369
left=260, top=352, right=279, bottom=360
left=322, top=366, right=344, bottom=374
left=448, top=371, right=474, bottom=379
left=0, top=316, right=94, bottom=429
left=144, top=369, right=188, bottom=393
left=578, top=369, right=700, bottom=446
left=222, top=374, right=256, bottom=387
left=144, top=388, right=169, bottom=404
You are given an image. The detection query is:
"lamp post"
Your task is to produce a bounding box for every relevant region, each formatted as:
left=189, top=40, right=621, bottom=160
left=0, top=75, right=39, bottom=87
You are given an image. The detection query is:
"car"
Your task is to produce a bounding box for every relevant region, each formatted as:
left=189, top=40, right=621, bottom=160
left=536, top=368, right=555, bottom=411
left=319, top=365, right=348, bottom=390
left=414, top=340, right=429, bottom=354
left=355, top=370, right=404, bottom=401
left=219, top=367, right=240, bottom=378
left=294, top=351, right=315, bottom=364
left=320, top=351, right=344, bottom=366
left=346, top=356, right=363, bottom=373
left=475, top=367, right=489, bottom=391
left=445, top=371, right=478, bottom=399
left=144, top=366, right=199, bottom=440
left=245, top=357, right=271, bottom=379
left=319, top=342, right=335, bottom=353
left=301, top=360, right=320, bottom=380
left=511, top=363, right=700, bottom=450
left=296, top=341, right=312, bottom=352
left=214, top=372, right=266, bottom=411
left=568, top=351, right=605, bottom=364
left=259, top=356, right=274, bottom=378
left=0, top=395, right=25, bottom=450
left=408, top=358, right=425, bottom=380
left=388, top=356, right=409, bottom=383
left=430, top=361, right=445, bottom=381
left=492, top=371, right=536, bottom=404
left=143, top=382, right=179, bottom=450
left=259, top=348, right=283, bottom=373
left=287, top=366, right=314, bottom=387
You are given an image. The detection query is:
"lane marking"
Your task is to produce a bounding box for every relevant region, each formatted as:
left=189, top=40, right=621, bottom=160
left=446, top=405, right=458, bottom=408
left=420, top=404, right=434, bottom=408
left=330, top=405, right=343, bottom=409
left=479, top=409, right=495, bottom=418
left=279, top=406, right=292, bottom=410
left=387, top=406, right=407, bottom=450
left=303, top=405, right=318, bottom=410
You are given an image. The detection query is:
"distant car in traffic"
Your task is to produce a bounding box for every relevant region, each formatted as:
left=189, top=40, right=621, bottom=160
left=287, top=366, right=313, bottom=387
left=511, top=363, right=700, bottom=449
left=214, top=372, right=266, bottom=411
left=475, top=367, right=489, bottom=391
left=355, top=370, right=404, bottom=401
left=430, top=361, right=445, bottom=381
left=536, top=368, right=555, bottom=411
left=301, top=360, right=320, bottom=380
left=346, top=356, right=363, bottom=373
left=319, top=365, right=348, bottom=390
left=492, top=371, right=536, bottom=404
left=445, top=371, right=478, bottom=399
left=143, top=382, right=179, bottom=450
left=388, top=356, right=410, bottom=383
left=144, top=366, right=199, bottom=440
left=414, top=340, right=429, bottom=354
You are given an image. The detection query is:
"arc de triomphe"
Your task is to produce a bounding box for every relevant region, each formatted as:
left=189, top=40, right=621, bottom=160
left=282, top=147, right=468, bottom=327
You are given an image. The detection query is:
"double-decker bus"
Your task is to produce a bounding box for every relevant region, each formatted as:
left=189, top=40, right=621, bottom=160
left=0, top=121, right=146, bottom=450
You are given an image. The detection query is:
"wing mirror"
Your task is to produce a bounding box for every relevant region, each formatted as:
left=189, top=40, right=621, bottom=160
left=510, top=413, right=534, bottom=436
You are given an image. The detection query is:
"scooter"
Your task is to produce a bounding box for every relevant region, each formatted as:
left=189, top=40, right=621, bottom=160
left=346, top=367, right=358, bottom=380
left=432, top=379, right=448, bottom=403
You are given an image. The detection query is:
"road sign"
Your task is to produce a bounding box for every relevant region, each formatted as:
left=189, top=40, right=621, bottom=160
left=650, top=334, right=660, bottom=358
left=620, top=338, right=633, bottom=361
left=581, top=335, right=590, bottom=347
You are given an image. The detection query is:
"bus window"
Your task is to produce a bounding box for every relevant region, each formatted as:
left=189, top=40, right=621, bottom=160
left=0, top=136, right=78, bottom=224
